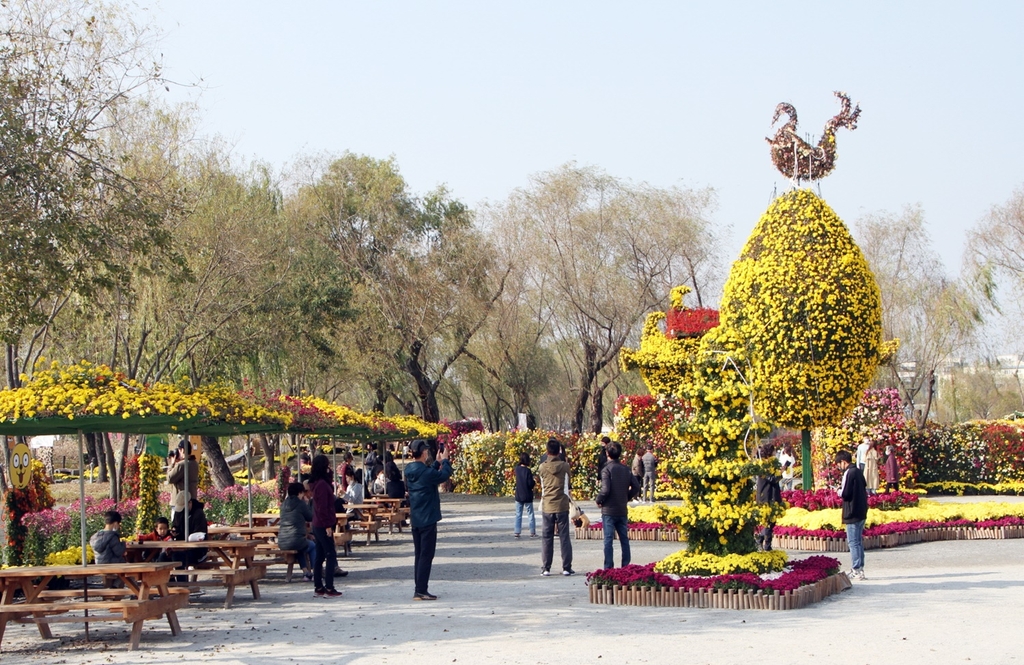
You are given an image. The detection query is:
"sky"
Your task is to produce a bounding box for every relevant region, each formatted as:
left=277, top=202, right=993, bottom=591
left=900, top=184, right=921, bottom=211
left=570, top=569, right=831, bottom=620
left=147, top=1, right=1024, bottom=277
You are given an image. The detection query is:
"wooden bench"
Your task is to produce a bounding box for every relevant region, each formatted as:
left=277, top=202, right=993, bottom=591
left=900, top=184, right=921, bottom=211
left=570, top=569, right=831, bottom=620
left=0, top=562, right=186, bottom=651
left=348, top=519, right=381, bottom=545
left=127, top=540, right=267, bottom=609
left=254, top=546, right=300, bottom=582
left=173, top=565, right=267, bottom=608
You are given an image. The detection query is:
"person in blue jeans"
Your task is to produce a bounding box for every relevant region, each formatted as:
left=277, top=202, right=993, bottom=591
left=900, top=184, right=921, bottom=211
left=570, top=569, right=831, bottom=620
left=837, top=449, right=868, bottom=580
left=594, top=442, right=641, bottom=569
left=513, top=453, right=536, bottom=538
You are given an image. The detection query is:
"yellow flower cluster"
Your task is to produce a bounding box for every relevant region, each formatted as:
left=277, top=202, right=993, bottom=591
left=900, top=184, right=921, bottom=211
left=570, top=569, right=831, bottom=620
left=720, top=189, right=887, bottom=429
left=655, top=549, right=788, bottom=576
left=45, top=545, right=94, bottom=566
left=298, top=396, right=448, bottom=439
left=620, top=310, right=702, bottom=397
left=777, top=500, right=1024, bottom=531
left=0, top=360, right=291, bottom=427
left=135, top=453, right=164, bottom=535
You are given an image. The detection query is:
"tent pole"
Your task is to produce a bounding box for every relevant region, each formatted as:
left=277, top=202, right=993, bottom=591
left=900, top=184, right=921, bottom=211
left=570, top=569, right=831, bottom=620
left=77, top=430, right=87, bottom=568
left=183, top=439, right=190, bottom=543
left=331, top=437, right=337, bottom=495
left=246, top=434, right=253, bottom=528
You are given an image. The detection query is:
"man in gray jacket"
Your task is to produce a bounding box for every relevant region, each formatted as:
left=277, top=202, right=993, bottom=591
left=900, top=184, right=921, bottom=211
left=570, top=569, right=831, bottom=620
left=641, top=447, right=658, bottom=503
left=595, top=442, right=641, bottom=569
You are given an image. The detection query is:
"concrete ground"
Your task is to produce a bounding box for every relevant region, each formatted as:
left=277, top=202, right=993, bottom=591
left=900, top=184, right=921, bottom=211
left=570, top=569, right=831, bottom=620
left=2, top=494, right=1023, bottom=665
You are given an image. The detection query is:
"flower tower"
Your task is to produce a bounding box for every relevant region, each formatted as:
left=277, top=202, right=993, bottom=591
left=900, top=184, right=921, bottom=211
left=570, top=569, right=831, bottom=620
left=720, top=189, right=893, bottom=488
left=661, top=326, right=782, bottom=558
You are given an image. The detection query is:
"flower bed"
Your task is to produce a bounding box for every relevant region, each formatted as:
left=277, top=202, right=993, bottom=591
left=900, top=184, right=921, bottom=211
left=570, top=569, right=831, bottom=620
left=586, top=556, right=849, bottom=610
left=782, top=489, right=919, bottom=511
left=773, top=516, right=1024, bottom=552
left=577, top=522, right=682, bottom=542
left=917, top=481, right=1024, bottom=496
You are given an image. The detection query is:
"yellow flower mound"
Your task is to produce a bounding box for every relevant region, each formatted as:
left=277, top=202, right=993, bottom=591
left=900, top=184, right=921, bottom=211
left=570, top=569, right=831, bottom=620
left=720, top=189, right=886, bottom=429
left=298, top=396, right=448, bottom=439
left=619, top=287, right=702, bottom=397
left=628, top=503, right=687, bottom=525
left=46, top=545, right=95, bottom=566
left=777, top=500, right=1024, bottom=531
left=0, top=360, right=291, bottom=427
left=655, top=549, right=788, bottom=576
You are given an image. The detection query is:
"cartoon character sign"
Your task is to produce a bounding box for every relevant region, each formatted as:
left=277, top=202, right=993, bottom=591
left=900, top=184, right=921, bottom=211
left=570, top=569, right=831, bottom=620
left=10, top=442, right=32, bottom=489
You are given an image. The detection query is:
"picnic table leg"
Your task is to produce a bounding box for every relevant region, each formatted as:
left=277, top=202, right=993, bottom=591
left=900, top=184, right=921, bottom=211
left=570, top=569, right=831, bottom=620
left=249, top=579, right=261, bottom=601
left=129, top=620, right=144, bottom=650
left=223, top=584, right=236, bottom=609
left=165, top=608, right=182, bottom=636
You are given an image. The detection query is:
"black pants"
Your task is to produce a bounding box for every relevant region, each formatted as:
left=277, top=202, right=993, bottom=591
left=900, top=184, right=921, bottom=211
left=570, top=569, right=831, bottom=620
left=412, top=523, right=438, bottom=595
left=541, top=511, right=572, bottom=573
left=312, top=527, right=337, bottom=591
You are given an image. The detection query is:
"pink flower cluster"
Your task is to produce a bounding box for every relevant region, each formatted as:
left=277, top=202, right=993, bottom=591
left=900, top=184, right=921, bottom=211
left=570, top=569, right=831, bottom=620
left=585, top=556, right=841, bottom=594
left=782, top=489, right=919, bottom=512
left=775, top=516, right=1024, bottom=540
left=22, top=497, right=140, bottom=538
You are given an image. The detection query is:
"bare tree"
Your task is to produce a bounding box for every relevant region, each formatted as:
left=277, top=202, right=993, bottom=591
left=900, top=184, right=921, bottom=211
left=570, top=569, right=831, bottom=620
left=486, top=164, right=720, bottom=433
left=856, top=207, right=981, bottom=425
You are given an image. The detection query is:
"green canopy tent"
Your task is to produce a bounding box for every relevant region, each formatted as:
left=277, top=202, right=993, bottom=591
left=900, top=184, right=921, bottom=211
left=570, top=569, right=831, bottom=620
left=1, top=413, right=443, bottom=567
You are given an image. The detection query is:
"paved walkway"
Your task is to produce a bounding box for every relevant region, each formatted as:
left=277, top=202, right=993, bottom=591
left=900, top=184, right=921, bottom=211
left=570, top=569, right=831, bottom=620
left=3, top=494, right=1023, bottom=664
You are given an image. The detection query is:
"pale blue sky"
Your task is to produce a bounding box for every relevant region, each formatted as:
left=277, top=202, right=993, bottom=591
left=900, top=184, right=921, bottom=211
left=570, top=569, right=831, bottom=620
left=151, top=1, right=1024, bottom=275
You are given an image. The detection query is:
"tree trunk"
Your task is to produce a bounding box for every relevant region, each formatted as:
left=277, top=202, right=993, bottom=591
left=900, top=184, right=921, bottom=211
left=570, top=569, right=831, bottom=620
left=203, top=435, right=235, bottom=489
left=5, top=344, right=17, bottom=389
left=258, top=433, right=275, bottom=481
left=372, top=384, right=388, bottom=413
left=571, top=342, right=598, bottom=434
left=102, top=432, right=117, bottom=499
left=917, top=371, right=936, bottom=428
left=88, top=433, right=107, bottom=483
left=0, top=435, right=8, bottom=490
left=406, top=340, right=441, bottom=422
left=590, top=382, right=605, bottom=434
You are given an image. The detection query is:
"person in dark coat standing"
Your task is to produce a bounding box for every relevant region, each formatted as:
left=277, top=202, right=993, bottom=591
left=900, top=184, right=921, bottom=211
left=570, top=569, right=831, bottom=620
left=513, top=453, right=536, bottom=538
left=309, top=455, right=342, bottom=598
left=595, top=442, right=641, bottom=569
left=754, top=444, right=783, bottom=551
left=883, top=445, right=901, bottom=492
left=837, top=449, right=869, bottom=580
left=404, top=439, right=452, bottom=601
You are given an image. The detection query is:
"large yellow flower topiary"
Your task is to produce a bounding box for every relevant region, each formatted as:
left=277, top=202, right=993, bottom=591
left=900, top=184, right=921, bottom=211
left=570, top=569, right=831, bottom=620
left=720, top=189, right=887, bottom=430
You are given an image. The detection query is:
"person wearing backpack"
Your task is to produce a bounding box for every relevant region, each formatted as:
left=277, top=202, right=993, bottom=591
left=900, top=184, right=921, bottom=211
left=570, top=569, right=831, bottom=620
left=513, top=453, right=537, bottom=538
left=595, top=442, right=641, bottom=569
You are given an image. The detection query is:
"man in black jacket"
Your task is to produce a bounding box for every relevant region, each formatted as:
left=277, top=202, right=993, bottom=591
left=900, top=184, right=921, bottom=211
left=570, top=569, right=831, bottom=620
left=595, top=442, right=641, bottom=569
left=837, top=450, right=868, bottom=580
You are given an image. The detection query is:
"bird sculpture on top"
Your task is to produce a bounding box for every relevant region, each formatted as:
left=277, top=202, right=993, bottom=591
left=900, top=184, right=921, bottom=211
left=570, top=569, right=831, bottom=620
left=767, top=91, right=861, bottom=182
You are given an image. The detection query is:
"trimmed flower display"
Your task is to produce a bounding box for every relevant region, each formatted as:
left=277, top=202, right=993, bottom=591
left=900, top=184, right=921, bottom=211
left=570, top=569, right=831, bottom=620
left=655, top=549, right=788, bottom=577
left=0, top=360, right=292, bottom=428
left=587, top=555, right=841, bottom=595
left=777, top=499, right=1024, bottom=533
left=719, top=189, right=892, bottom=431
left=814, top=388, right=913, bottom=486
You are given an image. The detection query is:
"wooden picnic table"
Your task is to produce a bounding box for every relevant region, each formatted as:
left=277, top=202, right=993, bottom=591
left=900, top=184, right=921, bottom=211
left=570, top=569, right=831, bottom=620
left=365, top=497, right=409, bottom=532
left=126, top=540, right=267, bottom=609
left=0, top=561, right=187, bottom=651
left=249, top=513, right=280, bottom=526
left=208, top=525, right=280, bottom=540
